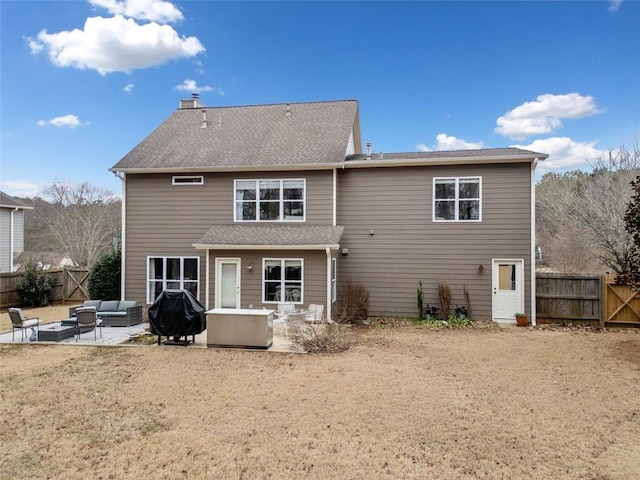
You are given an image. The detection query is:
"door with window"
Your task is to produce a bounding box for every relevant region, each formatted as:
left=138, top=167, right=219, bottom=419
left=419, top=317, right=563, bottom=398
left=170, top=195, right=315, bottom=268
left=215, top=258, right=241, bottom=309
left=492, top=259, right=524, bottom=321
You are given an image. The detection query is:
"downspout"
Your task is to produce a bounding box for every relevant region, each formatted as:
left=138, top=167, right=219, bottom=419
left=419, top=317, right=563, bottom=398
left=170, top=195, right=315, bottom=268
left=332, top=168, right=337, bottom=226
left=114, top=172, right=126, bottom=301
left=205, top=249, right=210, bottom=309
left=531, top=159, right=538, bottom=326
left=326, top=247, right=332, bottom=321
left=10, top=207, right=18, bottom=272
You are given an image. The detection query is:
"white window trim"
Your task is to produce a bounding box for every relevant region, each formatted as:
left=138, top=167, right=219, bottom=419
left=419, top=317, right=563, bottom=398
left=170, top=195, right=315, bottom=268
left=172, top=175, right=204, bottom=185
left=234, top=179, right=306, bottom=222
left=432, top=176, right=482, bottom=222
left=147, top=256, right=200, bottom=303
left=262, top=258, right=304, bottom=304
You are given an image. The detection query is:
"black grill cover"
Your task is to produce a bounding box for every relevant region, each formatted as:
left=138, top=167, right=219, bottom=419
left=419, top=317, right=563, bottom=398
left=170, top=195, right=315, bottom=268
left=149, top=289, right=206, bottom=337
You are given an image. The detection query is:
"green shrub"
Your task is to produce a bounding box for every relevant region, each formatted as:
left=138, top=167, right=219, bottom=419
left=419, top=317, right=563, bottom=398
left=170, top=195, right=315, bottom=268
left=18, top=260, right=52, bottom=307
left=88, top=247, right=121, bottom=300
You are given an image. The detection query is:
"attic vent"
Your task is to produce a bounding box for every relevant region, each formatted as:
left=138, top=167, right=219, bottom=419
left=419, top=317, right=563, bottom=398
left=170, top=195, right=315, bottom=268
left=201, top=109, right=207, bottom=128
left=172, top=176, right=204, bottom=185
left=285, top=104, right=291, bottom=116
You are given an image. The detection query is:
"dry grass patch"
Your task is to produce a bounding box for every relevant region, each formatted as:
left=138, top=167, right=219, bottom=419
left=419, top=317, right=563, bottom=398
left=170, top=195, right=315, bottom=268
left=1, top=325, right=639, bottom=479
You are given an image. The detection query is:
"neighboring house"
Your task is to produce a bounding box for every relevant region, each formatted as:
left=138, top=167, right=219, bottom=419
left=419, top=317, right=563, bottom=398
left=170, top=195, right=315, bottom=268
left=13, top=251, right=77, bottom=272
left=0, top=191, right=32, bottom=273
left=110, top=98, right=548, bottom=323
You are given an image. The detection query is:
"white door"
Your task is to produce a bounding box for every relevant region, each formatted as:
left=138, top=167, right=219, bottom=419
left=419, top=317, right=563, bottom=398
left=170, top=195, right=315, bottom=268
left=492, top=259, right=524, bottom=322
left=215, top=258, right=240, bottom=309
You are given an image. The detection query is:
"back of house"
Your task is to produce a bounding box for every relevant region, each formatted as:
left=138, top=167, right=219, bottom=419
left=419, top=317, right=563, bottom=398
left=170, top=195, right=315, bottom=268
left=111, top=98, right=547, bottom=324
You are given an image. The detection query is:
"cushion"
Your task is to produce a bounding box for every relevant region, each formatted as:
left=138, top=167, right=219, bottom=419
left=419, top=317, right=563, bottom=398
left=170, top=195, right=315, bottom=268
left=99, top=300, right=120, bottom=312
left=83, top=300, right=102, bottom=310
left=118, top=300, right=138, bottom=311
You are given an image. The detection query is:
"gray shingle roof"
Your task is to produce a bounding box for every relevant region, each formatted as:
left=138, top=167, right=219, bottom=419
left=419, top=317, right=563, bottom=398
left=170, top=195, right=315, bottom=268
left=112, top=100, right=359, bottom=171
left=194, top=225, right=344, bottom=249
left=0, top=191, right=31, bottom=209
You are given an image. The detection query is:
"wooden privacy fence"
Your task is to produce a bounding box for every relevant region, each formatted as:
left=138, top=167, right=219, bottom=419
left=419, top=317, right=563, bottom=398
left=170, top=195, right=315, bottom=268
left=603, top=274, right=640, bottom=327
left=536, top=274, right=602, bottom=326
left=0, top=267, right=89, bottom=308
left=536, top=273, right=639, bottom=327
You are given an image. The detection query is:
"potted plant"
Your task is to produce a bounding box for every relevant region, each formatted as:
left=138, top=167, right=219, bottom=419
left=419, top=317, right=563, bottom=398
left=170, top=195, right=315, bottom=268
left=515, top=312, right=528, bottom=327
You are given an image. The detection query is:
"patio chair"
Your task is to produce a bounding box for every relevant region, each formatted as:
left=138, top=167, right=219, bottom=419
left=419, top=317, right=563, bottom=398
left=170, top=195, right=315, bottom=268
left=75, top=307, right=103, bottom=342
left=8, top=308, right=40, bottom=342
left=275, top=302, right=295, bottom=336
left=305, top=304, right=324, bottom=323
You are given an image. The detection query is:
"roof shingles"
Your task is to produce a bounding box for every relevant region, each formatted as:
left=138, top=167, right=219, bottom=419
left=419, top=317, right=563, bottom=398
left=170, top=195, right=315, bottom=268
left=112, top=100, right=359, bottom=171
left=195, top=225, right=344, bottom=248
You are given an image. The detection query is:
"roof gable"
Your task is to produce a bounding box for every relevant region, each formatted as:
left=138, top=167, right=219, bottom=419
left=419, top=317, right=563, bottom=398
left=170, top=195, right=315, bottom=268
left=112, top=100, right=360, bottom=172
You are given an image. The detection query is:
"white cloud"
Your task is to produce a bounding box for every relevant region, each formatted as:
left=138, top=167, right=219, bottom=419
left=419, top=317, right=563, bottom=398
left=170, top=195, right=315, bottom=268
left=416, top=133, right=484, bottom=152
left=512, top=137, right=606, bottom=171
left=89, top=0, right=183, bottom=23
left=608, top=0, right=623, bottom=12
left=28, top=14, right=205, bottom=75
left=123, top=82, right=134, bottom=92
left=174, top=78, right=213, bottom=93
left=0, top=180, right=44, bottom=198
left=495, top=93, right=602, bottom=140
left=26, top=37, right=43, bottom=54
left=37, top=114, right=88, bottom=128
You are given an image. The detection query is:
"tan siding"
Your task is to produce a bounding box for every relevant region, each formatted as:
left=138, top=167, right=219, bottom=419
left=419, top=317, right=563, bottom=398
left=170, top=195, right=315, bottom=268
left=124, top=169, right=333, bottom=305
left=205, top=250, right=328, bottom=310
left=337, top=163, right=532, bottom=319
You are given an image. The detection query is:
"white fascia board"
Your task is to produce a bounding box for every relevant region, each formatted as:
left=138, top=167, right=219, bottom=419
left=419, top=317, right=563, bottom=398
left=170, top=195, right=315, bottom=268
left=110, top=163, right=342, bottom=174
left=344, top=155, right=546, bottom=169
left=192, top=243, right=341, bottom=251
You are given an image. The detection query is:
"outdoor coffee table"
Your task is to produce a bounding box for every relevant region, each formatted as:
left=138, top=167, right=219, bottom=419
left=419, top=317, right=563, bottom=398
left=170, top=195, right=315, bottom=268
left=38, top=324, right=75, bottom=342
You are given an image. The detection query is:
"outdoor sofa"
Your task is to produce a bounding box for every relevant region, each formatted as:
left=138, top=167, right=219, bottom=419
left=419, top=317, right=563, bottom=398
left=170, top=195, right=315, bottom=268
left=68, top=300, right=142, bottom=327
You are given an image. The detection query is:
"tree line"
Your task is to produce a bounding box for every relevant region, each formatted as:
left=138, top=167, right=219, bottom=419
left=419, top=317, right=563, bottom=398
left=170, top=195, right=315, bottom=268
left=19, top=181, right=121, bottom=268
left=536, top=142, right=640, bottom=284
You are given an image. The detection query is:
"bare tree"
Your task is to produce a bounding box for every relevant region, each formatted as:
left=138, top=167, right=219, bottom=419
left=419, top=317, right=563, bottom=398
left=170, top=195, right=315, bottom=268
left=537, top=141, right=640, bottom=274
left=33, top=181, right=121, bottom=267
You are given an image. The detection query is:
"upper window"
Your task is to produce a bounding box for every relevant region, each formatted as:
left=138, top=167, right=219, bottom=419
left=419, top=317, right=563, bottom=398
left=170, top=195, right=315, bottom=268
left=147, top=256, right=199, bottom=303
left=263, top=258, right=303, bottom=304
left=433, top=177, right=481, bottom=222
left=172, top=175, right=204, bottom=185
left=235, top=179, right=305, bottom=222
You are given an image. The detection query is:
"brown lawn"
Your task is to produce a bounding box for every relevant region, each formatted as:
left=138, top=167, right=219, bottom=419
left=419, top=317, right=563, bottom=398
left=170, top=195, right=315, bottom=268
left=1, top=306, right=639, bottom=479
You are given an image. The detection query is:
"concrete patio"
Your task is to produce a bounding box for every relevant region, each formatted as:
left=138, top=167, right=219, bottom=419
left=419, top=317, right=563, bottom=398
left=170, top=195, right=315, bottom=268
left=0, top=322, right=297, bottom=352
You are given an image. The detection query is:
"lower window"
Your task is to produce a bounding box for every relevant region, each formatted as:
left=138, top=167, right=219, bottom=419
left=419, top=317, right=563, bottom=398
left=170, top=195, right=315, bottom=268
left=148, top=256, right=199, bottom=303
left=263, top=258, right=303, bottom=304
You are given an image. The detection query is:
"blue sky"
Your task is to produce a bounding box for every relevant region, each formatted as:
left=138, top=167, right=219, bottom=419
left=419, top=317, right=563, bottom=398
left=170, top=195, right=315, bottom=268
left=1, top=0, right=638, bottom=197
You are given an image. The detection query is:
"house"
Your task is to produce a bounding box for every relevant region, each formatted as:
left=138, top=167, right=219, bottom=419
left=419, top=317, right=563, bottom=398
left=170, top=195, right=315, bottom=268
left=13, top=251, right=77, bottom=272
left=110, top=98, right=548, bottom=324
left=0, top=191, right=32, bottom=273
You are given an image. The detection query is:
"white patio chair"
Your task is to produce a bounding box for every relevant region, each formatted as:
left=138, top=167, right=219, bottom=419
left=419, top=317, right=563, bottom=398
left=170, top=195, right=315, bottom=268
left=275, top=302, right=295, bottom=336
left=305, top=304, right=324, bottom=323
left=8, top=308, right=40, bottom=342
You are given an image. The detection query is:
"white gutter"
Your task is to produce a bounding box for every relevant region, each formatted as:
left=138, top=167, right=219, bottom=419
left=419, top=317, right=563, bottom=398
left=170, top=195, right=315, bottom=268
left=10, top=207, right=18, bottom=272
left=110, top=153, right=549, bottom=176
left=326, top=247, right=332, bottom=322
left=332, top=168, right=337, bottom=226
left=205, top=249, right=210, bottom=309
left=192, top=243, right=340, bottom=251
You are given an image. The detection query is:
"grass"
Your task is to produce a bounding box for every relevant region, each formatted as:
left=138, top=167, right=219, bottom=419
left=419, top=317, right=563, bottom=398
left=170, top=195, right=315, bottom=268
left=1, top=324, right=639, bottom=479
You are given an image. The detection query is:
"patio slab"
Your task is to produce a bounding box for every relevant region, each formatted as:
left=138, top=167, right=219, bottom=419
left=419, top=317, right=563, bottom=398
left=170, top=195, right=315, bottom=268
left=0, top=323, right=298, bottom=352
